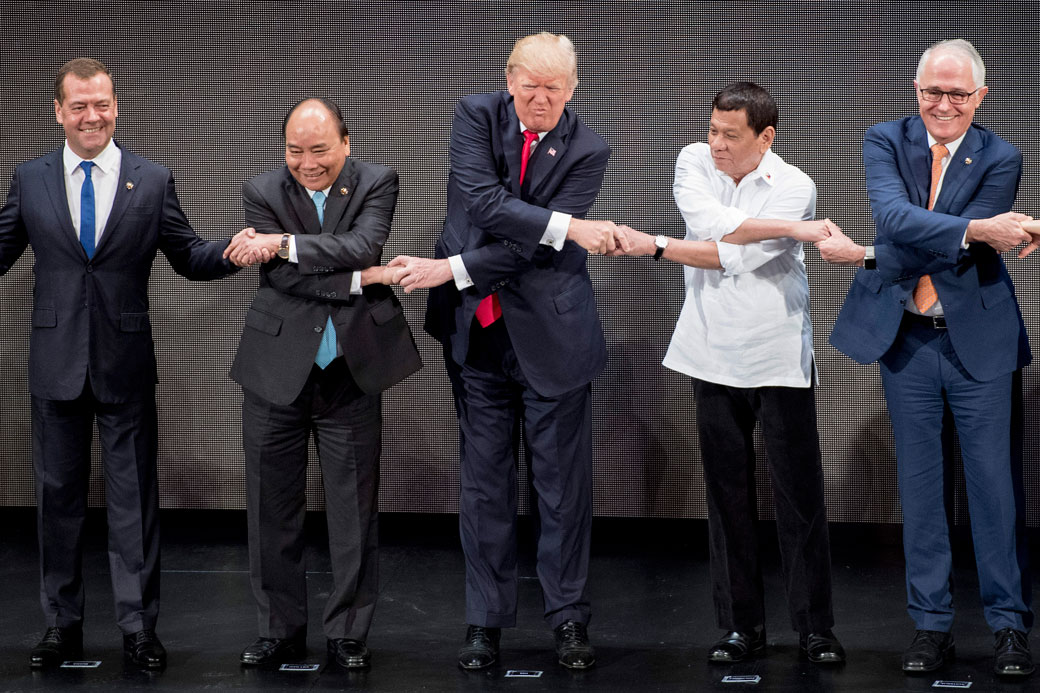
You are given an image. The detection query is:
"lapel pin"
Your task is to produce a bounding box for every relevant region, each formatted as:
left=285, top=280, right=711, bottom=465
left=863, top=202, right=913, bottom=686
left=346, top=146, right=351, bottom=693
left=964, top=157, right=972, bottom=165
left=339, top=187, right=348, bottom=196
left=125, top=181, right=134, bottom=190
left=548, top=147, right=557, bottom=157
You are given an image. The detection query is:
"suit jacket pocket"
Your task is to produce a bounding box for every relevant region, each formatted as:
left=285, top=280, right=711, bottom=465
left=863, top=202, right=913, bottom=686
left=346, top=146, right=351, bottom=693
left=32, top=308, right=56, bottom=327
left=980, top=280, right=1012, bottom=308
left=553, top=280, right=592, bottom=314
left=369, top=296, right=402, bottom=325
left=120, top=312, right=152, bottom=332
left=244, top=307, right=282, bottom=336
left=125, top=205, right=156, bottom=218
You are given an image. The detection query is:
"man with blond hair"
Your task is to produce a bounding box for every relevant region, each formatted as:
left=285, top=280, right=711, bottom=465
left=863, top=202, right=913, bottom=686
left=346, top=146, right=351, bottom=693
left=820, top=39, right=1034, bottom=677
left=393, top=32, right=623, bottom=671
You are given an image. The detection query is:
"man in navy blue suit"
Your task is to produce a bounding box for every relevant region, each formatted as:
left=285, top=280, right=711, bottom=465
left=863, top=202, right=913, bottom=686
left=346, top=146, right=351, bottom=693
left=0, top=58, right=245, bottom=670
left=819, top=39, right=1034, bottom=677
left=388, top=32, right=626, bottom=671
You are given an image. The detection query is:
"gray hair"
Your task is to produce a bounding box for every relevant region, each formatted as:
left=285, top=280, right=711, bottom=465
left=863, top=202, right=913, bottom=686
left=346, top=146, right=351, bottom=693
left=917, top=39, right=986, bottom=88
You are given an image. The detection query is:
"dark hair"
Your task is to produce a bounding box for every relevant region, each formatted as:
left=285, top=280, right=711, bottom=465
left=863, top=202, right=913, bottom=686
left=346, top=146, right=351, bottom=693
left=282, top=97, right=349, bottom=139
left=55, top=58, right=114, bottom=103
left=712, top=82, right=777, bottom=135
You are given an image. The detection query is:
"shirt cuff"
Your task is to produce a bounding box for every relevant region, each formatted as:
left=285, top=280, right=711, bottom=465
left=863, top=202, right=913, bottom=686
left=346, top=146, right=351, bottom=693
left=288, top=234, right=298, bottom=263
left=350, top=271, right=362, bottom=295
left=711, top=209, right=751, bottom=242
left=448, top=254, right=474, bottom=290
left=539, top=211, right=572, bottom=250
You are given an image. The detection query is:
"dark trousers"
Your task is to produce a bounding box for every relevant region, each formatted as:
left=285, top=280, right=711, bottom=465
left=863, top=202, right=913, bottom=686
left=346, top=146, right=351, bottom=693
left=693, top=378, right=834, bottom=634
left=880, top=320, right=1031, bottom=633
left=449, top=320, right=593, bottom=629
left=242, top=359, right=382, bottom=641
left=32, top=382, right=160, bottom=634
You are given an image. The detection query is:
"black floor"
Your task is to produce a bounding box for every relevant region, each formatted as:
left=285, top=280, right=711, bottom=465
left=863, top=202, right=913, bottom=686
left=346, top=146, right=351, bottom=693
left=0, top=509, right=1036, bottom=692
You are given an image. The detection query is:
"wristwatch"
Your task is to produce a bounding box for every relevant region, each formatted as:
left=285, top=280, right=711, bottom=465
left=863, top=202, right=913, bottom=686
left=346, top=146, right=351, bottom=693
left=653, top=235, right=669, bottom=260
left=276, top=234, right=291, bottom=260
left=863, top=245, right=876, bottom=270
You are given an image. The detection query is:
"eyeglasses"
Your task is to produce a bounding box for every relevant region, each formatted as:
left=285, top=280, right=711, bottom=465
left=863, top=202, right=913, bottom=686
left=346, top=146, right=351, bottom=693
left=918, top=87, right=980, bottom=105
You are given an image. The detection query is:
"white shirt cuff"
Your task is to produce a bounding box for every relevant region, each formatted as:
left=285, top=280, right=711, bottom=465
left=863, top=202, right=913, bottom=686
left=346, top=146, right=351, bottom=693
left=288, top=234, right=298, bottom=263
left=448, top=254, right=474, bottom=290
left=350, top=271, right=362, bottom=295
left=540, top=211, right=572, bottom=250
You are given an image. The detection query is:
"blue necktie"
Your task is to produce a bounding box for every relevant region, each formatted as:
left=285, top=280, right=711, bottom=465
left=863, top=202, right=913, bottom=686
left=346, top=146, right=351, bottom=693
left=79, top=161, right=96, bottom=258
left=312, top=191, right=337, bottom=369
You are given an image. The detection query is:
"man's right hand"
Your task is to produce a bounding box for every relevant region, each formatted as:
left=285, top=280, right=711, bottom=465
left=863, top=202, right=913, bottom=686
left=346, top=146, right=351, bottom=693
left=567, top=218, right=630, bottom=254
left=966, top=212, right=1032, bottom=253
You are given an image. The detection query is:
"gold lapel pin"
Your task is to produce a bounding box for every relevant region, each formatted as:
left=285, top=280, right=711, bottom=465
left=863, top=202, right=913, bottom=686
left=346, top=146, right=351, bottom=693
left=964, top=157, right=972, bottom=165
left=125, top=181, right=134, bottom=190
left=339, top=187, right=348, bottom=196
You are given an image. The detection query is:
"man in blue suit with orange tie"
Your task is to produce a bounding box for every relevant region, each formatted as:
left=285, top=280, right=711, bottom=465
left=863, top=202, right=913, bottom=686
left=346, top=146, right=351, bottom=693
left=819, top=39, right=1034, bottom=678
left=388, top=32, right=626, bottom=671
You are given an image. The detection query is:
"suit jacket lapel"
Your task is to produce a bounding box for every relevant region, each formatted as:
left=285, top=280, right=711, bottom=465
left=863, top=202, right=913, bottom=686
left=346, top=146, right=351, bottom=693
left=95, top=148, right=139, bottom=257
left=501, top=96, right=524, bottom=196
left=522, top=109, right=571, bottom=199
left=906, top=118, right=932, bottom=209
left=41, top=150, right=79, bottom=252
left=284, top=170, right=321, bottom=234
left=321, top=159, right=358, bottom=232
left=932, top=126, right=981, bottom=214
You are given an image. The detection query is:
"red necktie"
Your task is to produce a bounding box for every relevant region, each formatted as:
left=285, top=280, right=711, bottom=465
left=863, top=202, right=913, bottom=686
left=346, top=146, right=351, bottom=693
left=913, top=143, right=949, bottom=313
left=475, top=129, right=540, bottom=328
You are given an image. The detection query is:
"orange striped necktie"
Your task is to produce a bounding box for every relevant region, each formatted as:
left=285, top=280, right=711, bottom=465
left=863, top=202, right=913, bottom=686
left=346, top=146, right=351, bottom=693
left=474, top=129, right=541, bottom=328
left=912, top=142, right=949, bottom=313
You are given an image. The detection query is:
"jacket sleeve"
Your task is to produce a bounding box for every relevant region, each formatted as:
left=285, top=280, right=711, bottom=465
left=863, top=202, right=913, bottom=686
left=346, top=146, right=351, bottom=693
left=0, top=167, right=30, bottom=277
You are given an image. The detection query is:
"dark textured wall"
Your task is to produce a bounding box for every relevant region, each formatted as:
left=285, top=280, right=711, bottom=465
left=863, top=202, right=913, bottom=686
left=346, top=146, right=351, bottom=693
left=1, top=1, right=1037, bottom=524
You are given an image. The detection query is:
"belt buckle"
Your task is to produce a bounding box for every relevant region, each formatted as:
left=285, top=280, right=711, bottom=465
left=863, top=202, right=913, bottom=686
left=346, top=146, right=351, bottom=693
left=930, top=315, right=947, bottom=329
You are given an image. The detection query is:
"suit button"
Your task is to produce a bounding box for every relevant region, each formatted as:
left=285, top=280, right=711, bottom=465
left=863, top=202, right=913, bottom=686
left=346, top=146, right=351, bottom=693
left=314, top=326, right=323, bottom=333
left=86, top=265, right=93, bottom=273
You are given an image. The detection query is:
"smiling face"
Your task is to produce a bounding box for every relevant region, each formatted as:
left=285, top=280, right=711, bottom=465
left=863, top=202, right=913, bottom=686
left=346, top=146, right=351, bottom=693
left=707, top=107, right=774, bottom=184
left=284, top=102, right=349, bottom=191
left=915, top=50, right=987, bottom=145
left=54, top=72, right=117, bottom=160
left=507, top=66, right=574, bottom=133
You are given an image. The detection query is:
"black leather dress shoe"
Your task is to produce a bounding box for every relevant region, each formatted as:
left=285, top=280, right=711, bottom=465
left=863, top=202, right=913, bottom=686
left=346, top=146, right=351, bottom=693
left=123, top=629, right=166, bottom=670
left=327, top=638, right=370, bottom=669
left=30, top=626, right=83, bottom=668
left=902, top=629, right=954, bottom=673
left=993, top=628, right=1034, bottom=677
left=240, top=636, right=305, bottom=666
left=799, top=630, right=846, bottom=664
left=708, top=629, right=766, bottom=663
left=554, top=620, right=595, bottom=669
left=458, top=626, right=500, bottom=670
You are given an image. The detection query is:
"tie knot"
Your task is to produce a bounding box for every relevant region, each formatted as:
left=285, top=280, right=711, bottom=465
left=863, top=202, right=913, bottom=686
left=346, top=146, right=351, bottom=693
left=79, top=160, right=94, bottom=177
left=931, top=143, right=949, bottom=161
left=312, top=190, right=326, bottom=204
left=523, top=130, right=540, bottom=145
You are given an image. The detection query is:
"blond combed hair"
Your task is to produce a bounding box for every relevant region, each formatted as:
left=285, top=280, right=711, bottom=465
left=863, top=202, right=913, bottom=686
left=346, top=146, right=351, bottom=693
left=505, top=32, right=578, bottom=88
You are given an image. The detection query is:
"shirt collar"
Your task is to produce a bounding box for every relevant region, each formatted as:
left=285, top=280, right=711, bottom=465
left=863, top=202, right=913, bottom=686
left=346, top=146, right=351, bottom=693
left=63, top=138, right=120, bottom=176
left=306, top=185, right=332, bottom=200
left=714, top=149, right=778, bottom=187
left=518, top=120, right=548, bottom=142
left=926, top=130, right=967, bottom=160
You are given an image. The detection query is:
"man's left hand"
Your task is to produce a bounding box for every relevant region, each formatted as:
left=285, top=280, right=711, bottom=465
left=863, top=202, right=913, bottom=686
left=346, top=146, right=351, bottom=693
left=815, top=226, right=866, bottom=266
left=386, top=255, right=453, bottom=293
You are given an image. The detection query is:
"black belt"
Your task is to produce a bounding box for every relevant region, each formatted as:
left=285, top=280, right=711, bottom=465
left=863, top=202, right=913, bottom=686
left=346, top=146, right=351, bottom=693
left=902, top=312, right=947, bottom=329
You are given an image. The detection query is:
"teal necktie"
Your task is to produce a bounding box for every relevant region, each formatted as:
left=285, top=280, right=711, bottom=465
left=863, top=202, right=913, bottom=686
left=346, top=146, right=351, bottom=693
left=79, top=161, right=96, bottom=258
left=312, top=191, right=336, bottom=369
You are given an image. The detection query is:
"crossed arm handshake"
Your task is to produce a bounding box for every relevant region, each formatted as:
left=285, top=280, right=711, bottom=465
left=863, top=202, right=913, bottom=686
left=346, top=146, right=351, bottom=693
left=814, top=212, right=1040, bottom=266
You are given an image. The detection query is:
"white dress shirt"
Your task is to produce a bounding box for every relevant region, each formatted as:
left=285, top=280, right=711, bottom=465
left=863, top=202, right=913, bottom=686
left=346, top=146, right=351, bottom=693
left=448, top=120, right=572, bottom=290
left=662, top=142, right=816, bottom=388
left=63, top=139, right=121, bottom=243
left=294, top=186, right=361, bottom=295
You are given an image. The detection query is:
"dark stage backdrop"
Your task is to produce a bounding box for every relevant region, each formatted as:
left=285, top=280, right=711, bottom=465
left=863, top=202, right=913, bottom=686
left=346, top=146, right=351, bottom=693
left=1, top=1, right=1037, bottom=525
